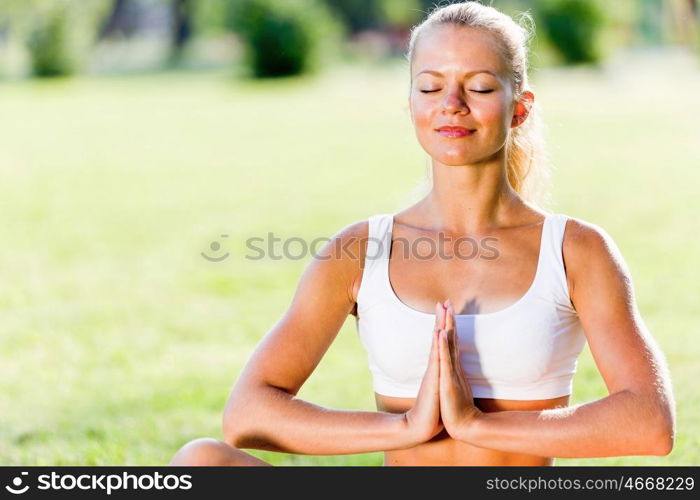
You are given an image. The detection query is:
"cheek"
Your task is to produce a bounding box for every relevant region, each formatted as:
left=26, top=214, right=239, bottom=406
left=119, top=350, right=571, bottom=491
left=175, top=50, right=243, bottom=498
left=410, top=102, right=435, bottom=141
left=478, top=99, right=510, bottom=125
left=410, top=99, right=430, bottom=124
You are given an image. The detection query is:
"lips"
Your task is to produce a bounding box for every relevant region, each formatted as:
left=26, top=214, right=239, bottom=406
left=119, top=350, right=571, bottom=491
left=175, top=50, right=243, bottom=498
left=436, top=126, right=475, bottom=138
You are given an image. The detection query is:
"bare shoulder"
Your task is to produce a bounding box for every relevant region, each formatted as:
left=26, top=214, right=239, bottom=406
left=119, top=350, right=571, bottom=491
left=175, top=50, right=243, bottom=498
left=562, top=216, right=628, bottom=270
left=322, top=218, right=369, bottom=257
left=561, top=215, right=634, bottom=309
left=318, top=218, right=369, bottom=312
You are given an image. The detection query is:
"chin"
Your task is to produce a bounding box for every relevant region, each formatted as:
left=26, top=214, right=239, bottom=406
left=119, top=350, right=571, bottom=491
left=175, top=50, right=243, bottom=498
left=432, top=152, right=480, bottom=166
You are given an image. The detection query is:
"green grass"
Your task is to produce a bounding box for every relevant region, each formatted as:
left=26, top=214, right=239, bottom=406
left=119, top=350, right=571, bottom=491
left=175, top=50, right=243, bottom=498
left=0, top=57, right=698, bottom=466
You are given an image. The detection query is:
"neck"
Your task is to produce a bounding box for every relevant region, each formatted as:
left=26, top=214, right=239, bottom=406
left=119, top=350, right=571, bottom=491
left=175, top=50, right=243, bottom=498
left=420, top=157, right=521, bottom=234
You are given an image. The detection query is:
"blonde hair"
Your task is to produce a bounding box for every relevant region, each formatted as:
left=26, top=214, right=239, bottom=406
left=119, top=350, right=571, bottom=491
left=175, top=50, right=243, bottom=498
left=405, top=1, right=552, bottom=209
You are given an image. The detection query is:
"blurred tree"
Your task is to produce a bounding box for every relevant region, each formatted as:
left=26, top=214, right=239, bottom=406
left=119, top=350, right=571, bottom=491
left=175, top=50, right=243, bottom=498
left=99, top=0, right=194, bottom=67
left=323, top=0, right=383, bottom=34
left=171, top=0, right=192, bottom=49
left=190, top=0, right=229, bottom=36
left=416, top=0, right=463, bottom=16
left=14, top=0, right=112, bottom=77
left=99, top=0, right=140, bottom=39
left=534, top=0, right=605, bottom=64
left=323, top=0, right=448, bottom=34
left=380, top=0, right=422, bottom=28
left=26, top=8, right=73, bottom=76
left=226, top=0, right=344, bottom=78
left=168, top=0, right=193, bottom=64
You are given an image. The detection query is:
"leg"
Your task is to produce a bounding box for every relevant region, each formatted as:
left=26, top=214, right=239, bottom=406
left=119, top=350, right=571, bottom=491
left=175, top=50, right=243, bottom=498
left=169, top=437, right=272, bottom=466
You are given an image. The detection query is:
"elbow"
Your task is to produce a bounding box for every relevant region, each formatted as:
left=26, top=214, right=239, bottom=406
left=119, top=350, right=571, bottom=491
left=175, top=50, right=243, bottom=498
left=645, top=404, right=676, bottom=456
left=222, top=411, right=244, bottom=449
left=222, top=395, right=255, bottom=449
left=222, top=382, right=286, bottom=450
left=656, top=436, right=674, bottom=457
left=649, top=420, right=675, bottom=456
left=626, top=388, right=676, bottom=456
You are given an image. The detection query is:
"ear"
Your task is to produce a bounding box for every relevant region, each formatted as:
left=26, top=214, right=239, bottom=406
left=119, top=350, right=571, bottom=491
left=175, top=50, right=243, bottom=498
left=511, top=90, right=534, bottom=128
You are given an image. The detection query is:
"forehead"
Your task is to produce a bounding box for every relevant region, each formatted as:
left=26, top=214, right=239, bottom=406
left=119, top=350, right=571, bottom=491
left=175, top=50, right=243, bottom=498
left=411, top=24, right=506, bottom=78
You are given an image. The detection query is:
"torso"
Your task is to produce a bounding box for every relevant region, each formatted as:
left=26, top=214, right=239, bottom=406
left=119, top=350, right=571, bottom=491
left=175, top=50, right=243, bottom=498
left=350, top=206, right=575, bottom=466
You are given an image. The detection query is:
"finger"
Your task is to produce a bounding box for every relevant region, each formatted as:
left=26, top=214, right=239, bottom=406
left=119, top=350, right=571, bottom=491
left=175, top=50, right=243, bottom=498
left=444, top=299, right=460, bottom=369
left=438, top=301, right=446, bottom=330
left=438, top=329, right=457, bottom=401
left=438, top=329, right=448, bottom=397
left=427, top=329, right=441, bottom=383
left=431, top=329, right=441, bottom=388
left=438, top=329, right=450, bottom=377
left=430, top=311, right=440, bottom=372
left=444, top=299, right=456, bottom=364
left=428, top=328, right=439, bottom=367
left=434, top=302, right=441, bottom=332
left=444, top=298, right=454, bottom=334
left=417, top=331, right=440, bottom=400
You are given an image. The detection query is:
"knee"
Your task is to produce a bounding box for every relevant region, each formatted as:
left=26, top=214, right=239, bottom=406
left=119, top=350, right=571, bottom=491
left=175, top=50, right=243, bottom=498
left=170, top=437, right=243, bottom=466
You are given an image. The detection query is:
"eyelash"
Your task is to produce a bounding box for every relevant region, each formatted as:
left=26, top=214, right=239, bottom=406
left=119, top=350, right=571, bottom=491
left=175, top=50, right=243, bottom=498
left=420, top=89, right=494, bottom=94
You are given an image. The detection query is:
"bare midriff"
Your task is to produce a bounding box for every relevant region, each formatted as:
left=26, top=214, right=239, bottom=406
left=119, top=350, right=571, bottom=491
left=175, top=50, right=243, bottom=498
left=377, top=393, right=570, bottom=466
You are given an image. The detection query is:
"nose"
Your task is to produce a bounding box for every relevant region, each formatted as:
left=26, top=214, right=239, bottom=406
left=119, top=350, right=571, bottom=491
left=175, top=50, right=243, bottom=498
left=442, top=86, right=469, bottom=114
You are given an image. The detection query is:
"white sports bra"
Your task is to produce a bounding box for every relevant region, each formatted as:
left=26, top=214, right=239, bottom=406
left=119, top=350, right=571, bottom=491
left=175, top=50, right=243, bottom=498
left=354, top=212, right=587, bottom=400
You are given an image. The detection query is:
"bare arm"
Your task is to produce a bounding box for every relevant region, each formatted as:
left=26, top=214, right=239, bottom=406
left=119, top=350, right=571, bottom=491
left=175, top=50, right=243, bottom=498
left=453, top=218, right=676, bottom=458
left=222, top=221, right=418, bottom=455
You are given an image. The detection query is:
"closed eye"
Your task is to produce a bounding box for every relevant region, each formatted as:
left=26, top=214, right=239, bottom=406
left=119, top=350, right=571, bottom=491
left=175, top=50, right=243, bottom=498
left=419, top=89, right=494, bottom=94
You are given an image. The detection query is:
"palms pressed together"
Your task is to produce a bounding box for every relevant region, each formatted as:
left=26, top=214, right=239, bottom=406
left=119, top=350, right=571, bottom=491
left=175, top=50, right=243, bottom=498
left=404, top=298, right=483, bottom=444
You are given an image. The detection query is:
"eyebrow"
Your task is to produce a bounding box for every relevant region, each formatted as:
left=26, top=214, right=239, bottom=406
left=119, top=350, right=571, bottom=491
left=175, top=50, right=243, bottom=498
left=414, top=69, right=498, bottom=78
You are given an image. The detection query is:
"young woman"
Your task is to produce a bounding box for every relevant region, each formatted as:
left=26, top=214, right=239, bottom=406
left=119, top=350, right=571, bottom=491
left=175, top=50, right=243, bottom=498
left=169, top=2, right=675, bottom=466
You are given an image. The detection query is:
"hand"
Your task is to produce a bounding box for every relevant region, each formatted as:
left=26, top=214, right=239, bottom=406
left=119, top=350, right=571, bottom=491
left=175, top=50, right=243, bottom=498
left=438, top=298, right=482, bottom=440
left=403, top=302, right=445, bottom=445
